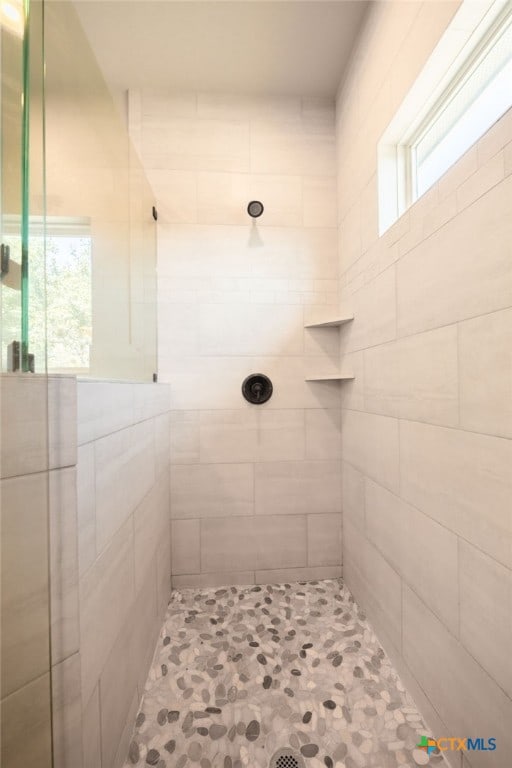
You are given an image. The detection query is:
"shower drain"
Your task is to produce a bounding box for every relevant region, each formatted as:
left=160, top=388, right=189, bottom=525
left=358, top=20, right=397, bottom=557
left=269, top=748, right=306, bottom=768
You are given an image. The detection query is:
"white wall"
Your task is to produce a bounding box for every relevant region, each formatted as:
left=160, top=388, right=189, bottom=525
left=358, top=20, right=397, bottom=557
left=335, top=2, right=512, bottom=765
left=130, top=91, right=343, bottom=586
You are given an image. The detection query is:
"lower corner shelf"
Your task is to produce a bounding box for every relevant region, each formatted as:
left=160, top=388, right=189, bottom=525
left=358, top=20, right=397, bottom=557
left=305, top=373, right=355, bottom=381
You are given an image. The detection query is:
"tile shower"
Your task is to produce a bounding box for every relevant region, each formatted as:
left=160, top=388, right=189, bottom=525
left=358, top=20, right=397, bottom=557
left=1, top=1, right=511, bottom=768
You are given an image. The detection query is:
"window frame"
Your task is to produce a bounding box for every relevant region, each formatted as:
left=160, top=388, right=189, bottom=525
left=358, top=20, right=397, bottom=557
left=406, top=4, right=512, bottom=203
left=378, top=0, right=512, bottom=235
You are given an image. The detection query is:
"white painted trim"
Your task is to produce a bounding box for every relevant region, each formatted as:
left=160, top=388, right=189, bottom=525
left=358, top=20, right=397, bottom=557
left=378, top=0, right=511, bottom=234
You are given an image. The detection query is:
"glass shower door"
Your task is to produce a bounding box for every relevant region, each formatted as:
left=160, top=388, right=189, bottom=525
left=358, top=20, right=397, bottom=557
left=1, top=0, right=25, bottom=369
left=0, top=2, right=53, bottom=767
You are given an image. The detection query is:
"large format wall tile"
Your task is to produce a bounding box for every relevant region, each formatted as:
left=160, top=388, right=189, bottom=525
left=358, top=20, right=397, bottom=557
left=159, top=223, right=334, bottom=281
left=99, top=618, right=139, bottom=768
left=198, top=409, right=305, bottom=463
left=343, top=520, right=402, bottom=654
left=339, top=350, right=365, bottom=412
left=156, top=526, right=172, bottom=616
left=0, top=375, right=77, bottom=478
left=166, top=355, right=341, bottom=411
left=403, top=586, right=512, bottom=768
left=397, top=177, right=512, bottom=337
left=198, top=410, right=258, bottom=463
left=343, top=266, right=396, bottom=352
left=52, top=653, right=82, bottom=768
left=154, top=412, right=171, bottom=475
left=196, top=171, right=251, bottom=224
left=0, top=673, right=52, bottom=768
left=145, top=91, right=341, bottom=586
left=133, top=471, right=170, bottom=591
left=364, top=325, right=459, bottom=426
left=341, top=461, right=365, bottom=532
left=341, top=409, right=399, bottom=493
left=255, top=460, right=341, bottom=515
left=365, top=479, right=459, bottom=635
left=400, top=420, right=512, bottom=569
left=112, top=692, right=139, bottom=768
left=170, top=411, right=200, bottom=464
left=48, top=377, right=77, bottom=471
left=171, top=519, right=200, bottom=575
left=171, top=463, right=254, bottom=519
left=130, top=567, right=161, bottom=697
left=95, top=420, right=155, bottom=551
left=159, top=302, right=199, bottom=357
left=200, top=515, right=307, bottom=573
left=198, top=304, right=304, bottom=356
left=194, top=171, right=305, bottom=227
left=307, top=513, right=342, bottom=566
left=303, top=176, right=337, bottom=227
left=459, top=540, right=512, bottom=700
left=459, top=308, right=512, bottom=438
left=0, top=375, right=48, bottom=478
left=305, top=408, right=341, bottom=460
left=1, top=473, right=50, bottom=698
left=76, top=444, right=96, bottom=577
left=143, top=116, right=251, bottom=172
left=82, top=686, right=101, bottom=768
left=254, top=409, right=306, bottom=461
left=255, top=515, right=308, bottom=571
left=11, top=377, right=174, bottom=768
left=99, top=569, right=159, bottom=768
left=145, top=168, right=197, bottom=224
left=196, top=92, right=302, bottom=122
left=250, top=121, right=335, bottom=176
left=199, top=517, right=254, bottom=573
left=49, top=468, right=80, bottom=665
left=304, top=320, right=341, bottom=360
left=79, top=518, right=135, bottom=704
left=77, top=380, right=134, bottom=446
left=336, top=4, right=512, bottom=761
left=132, top=383, right=172, bottom=422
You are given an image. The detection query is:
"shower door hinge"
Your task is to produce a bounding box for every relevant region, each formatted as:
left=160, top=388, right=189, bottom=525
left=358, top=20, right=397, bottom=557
left=7, top=341, right=20, bottom=371
left=1, top=243, right=10, bottom=278
left=6, top=341, right=35, bottom=373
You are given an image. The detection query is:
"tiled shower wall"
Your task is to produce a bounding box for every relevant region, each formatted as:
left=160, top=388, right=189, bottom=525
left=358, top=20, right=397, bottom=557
left=0, top=374, right=77, bottom=768
left=129, top=91, right=343, bottom=587
left=1, top=376, right=171, bottom=768
left=335, top=2, right=512, bottom=766
left=76, top=380, right=172, bottom=768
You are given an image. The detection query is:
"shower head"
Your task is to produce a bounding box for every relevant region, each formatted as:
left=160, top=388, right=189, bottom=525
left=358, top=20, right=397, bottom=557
left=247, top=200, right=264, bottom=218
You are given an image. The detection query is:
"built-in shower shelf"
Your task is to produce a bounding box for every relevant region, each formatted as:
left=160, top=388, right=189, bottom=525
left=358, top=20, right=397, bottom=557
left=305, top=372, right=355, bottom=381
left=304, top=315, right=354, bottom=328
left=304, top=311, right=355, bottom=382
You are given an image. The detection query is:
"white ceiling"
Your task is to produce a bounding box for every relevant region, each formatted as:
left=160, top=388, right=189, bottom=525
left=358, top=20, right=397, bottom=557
left=73, top=1, right=369, bottom=98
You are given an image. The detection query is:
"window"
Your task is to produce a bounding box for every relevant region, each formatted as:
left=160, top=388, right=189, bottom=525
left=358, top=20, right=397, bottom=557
left=1, top=217, right=92, bottom=373
left=378, top=1, right=512, bottom=233
left=43, top=226, right=92, bottom=372
left=411, top=8, right=511, bottom=199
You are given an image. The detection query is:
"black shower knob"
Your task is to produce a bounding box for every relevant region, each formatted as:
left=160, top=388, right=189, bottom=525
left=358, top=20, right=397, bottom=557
left=242, top=373, right=273, bottom=404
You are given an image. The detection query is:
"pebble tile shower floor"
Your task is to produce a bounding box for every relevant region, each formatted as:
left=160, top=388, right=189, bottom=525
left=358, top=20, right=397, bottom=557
left=124, top=579, right=442, bottom=768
